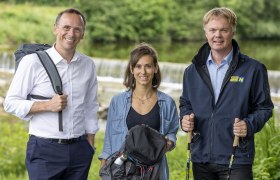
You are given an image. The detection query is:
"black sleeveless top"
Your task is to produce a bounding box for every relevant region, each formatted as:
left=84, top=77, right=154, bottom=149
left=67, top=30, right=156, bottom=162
left=126, top=102, right=160, bottom=131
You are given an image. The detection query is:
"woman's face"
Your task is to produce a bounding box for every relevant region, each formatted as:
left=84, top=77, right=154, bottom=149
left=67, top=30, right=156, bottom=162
left=131, top=55, right=158, bottom=88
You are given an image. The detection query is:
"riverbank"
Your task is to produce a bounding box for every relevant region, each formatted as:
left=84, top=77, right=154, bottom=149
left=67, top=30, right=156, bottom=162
left=1, top=70, right=279, bottom=127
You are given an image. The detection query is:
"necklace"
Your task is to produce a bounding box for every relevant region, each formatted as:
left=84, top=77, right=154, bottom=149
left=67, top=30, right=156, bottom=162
left=133, top=91, right=153, bottom=105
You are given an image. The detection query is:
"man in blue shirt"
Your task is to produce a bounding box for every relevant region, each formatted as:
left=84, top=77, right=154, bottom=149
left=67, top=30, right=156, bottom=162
left=180, top=7, right=273, bottom=180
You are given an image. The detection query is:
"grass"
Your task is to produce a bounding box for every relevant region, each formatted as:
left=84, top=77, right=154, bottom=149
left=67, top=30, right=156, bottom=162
left=1, top=116, right=278, bottom=180
left=0, top=3, right=65, bottom=47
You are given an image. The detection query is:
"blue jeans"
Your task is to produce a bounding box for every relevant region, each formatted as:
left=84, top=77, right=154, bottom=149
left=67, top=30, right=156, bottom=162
left=193, top=163, right=253, bottom=180
left=26, top=135, right=95, bottom=180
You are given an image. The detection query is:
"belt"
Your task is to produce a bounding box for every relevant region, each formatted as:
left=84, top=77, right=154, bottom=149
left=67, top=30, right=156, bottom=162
left=30, top=135, right=86, bottom=144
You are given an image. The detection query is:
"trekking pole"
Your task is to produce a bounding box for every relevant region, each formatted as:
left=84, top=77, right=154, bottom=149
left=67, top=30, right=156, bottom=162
left=186, top=130, right=192, bottom=180
left=227, top=118, right=240, bottom=180
left=186, top=113, right=194, bottom=180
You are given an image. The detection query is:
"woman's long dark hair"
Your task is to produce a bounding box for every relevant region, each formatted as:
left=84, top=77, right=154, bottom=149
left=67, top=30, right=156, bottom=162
left=123, top=42, right=161, bottom=90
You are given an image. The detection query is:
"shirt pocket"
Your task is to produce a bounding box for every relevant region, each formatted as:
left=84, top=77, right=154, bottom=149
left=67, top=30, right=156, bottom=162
left=162, top=116, right=172, bottom=134
left=111, top=117, right=124, bottom=135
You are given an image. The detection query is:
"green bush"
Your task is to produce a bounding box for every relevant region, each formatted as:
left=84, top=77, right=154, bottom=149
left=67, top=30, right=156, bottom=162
left=253, top=116, right=280, bottom=180
left=0, top=116, right=279, bottom=179
left=0, top=117, right=28, bottom=176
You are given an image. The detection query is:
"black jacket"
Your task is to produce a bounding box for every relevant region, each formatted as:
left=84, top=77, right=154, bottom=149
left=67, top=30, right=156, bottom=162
left=179, top=39, right=274, bottom=165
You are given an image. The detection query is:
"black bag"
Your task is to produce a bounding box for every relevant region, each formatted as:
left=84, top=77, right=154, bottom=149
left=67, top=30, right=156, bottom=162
left=14, top=43, right=63, bottom=96
left=14, top=43, right=63, bottom=131
left=100, top=124, right=167, bottom=180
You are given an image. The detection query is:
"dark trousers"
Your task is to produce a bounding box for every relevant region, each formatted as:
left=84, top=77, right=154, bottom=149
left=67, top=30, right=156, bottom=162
left=193, top=163, right=253, bottom=180
left=26, top=135, right=95, bottom=180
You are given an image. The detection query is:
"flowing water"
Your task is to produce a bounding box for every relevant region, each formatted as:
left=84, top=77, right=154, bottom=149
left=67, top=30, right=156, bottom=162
left=0, top=52, right=279, bottom=123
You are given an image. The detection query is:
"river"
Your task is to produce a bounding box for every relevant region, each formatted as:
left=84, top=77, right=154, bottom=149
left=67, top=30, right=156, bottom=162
left=0, top=40, right=279, bottom=123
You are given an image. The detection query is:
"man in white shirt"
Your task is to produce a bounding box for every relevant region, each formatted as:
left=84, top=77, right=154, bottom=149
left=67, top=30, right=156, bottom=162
left=4, top=8, right=99, bottom=180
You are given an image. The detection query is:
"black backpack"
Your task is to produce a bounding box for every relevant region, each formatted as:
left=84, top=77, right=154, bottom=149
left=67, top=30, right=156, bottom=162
left=100, top=124, right=167, bottom=180
left=14, top=43, right=63, bottom=131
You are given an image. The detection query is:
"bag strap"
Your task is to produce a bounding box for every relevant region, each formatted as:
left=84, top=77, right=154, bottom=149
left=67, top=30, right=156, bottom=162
left=35, top=51, right=63, bottom=132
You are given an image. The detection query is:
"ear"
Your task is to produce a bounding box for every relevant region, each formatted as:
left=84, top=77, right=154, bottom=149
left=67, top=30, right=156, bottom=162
left=204, top=31, right=208, bottom=39
left=53, top=24, right=58, bottom=35
left=81, top=31, right=85, bottom=39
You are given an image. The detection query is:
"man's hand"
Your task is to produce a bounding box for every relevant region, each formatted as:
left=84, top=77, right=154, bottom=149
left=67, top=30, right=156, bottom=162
left=233, top=118, right=247, bottom=137
left=87, top=134, right=95, bottom=148
left=182, top=113, right=195, bottom=132
left=29, top=94, right=68, bottom=114
left=49, top=94, right=68, bottom=112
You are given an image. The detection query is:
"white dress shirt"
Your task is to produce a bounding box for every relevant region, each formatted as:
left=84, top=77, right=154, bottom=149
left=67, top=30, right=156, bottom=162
left=4, top=46, right=99, bottom=138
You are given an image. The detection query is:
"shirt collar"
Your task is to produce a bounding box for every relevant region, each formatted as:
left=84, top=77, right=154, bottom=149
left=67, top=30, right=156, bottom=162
left=207, top=48, right=233, bottom=66
left=46, top=44, right=80, bottom=65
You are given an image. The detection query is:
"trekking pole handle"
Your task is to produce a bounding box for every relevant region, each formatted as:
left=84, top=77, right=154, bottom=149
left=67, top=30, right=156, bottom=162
left=233, top=118, right=240, bottom=147
left=188, top=131, right=192, bottom=144
left=233, top=135, right=239, bottom=147
left=188, top=113, right=194, bottom=143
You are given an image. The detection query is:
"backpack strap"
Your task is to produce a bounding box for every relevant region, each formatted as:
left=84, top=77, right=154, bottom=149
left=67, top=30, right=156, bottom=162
left=147, top=163, right=161, bottom=180
left=35, top=51, right=63, bottom=132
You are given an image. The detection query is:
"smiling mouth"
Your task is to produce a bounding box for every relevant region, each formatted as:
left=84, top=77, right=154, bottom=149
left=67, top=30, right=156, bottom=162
left=139, top=76, right=148, bottom=81
left=214, top=40, right=223, bottom=43
left=65, top=37, right=75, bottom=43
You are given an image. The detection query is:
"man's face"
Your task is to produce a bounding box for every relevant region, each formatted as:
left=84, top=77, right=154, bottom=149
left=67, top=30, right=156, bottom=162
left=204, top=16, right=235, bottom=54
left=54, top=13, right=85, bottom=53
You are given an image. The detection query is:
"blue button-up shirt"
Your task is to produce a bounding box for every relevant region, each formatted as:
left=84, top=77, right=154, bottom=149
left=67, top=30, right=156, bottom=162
left=207, top=49, right=233, bottom=103
left=99, top=90, right=179, bottom=179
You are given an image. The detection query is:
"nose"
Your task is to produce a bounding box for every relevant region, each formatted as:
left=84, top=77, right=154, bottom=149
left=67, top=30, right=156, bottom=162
left=68, top=28, right=75, bottom=36
left=214, top=30, right=222, bottom=37
left=140, top=66, right=146, bottom=74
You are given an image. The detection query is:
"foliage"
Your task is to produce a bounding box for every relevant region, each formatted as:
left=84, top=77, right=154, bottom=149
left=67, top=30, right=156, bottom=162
left=77, top=0, right=280, bottom=42
left=1, top=1, right=280, bottom=46
left=0, top=116, right=28, bottom=176
left=77, top=0, right=170, bottom=43
left=253, top=116, right=280, bottom=180
left=0, top=113, right=279, bottom=179
left=0, top=0, right=75, bottom=6
left=0, top=3, right=65, bottom=46
left=232, top=0, right=280, bottom=39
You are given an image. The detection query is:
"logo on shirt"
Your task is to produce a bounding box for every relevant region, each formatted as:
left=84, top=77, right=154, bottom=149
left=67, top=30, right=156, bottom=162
left=230, top=76, right=244, bottom=83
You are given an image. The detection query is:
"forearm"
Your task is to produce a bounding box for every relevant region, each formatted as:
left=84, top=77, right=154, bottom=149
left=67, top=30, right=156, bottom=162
left=100, top=159, right=106, bottom=168
left=245, top=109, right=273, bottom=136
left=28, top=101, right=52, bottom=114
left=28, top=94, right=68, bottom=115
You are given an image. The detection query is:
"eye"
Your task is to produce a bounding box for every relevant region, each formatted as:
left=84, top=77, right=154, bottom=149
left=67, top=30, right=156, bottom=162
left=221, top=29, right=229, bottom=33
left=63, top=25, right=71, bottom=31
left=73, top=27, right=83, bottom=33
left=61, top=25, right=83, bottom=34
left=145, top=64, right=153, bottom=69
left=135, top=64, right=142, bottom=69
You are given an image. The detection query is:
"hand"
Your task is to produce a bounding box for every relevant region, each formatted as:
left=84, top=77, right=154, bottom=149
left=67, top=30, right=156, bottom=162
left=87, top=134, right=95, bottom=148
left=49, top=94, right=68, bottom=112
left=233, top=118, right=247, bottom=137
left=181, top=113, right=195, bottom=132
left=29, top=94, right=68, bottom=114
left=165, top=137, right=174, bottom=151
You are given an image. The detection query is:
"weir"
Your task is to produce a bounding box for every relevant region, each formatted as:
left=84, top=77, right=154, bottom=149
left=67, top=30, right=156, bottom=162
left=1, top=52, right=279, bottom=97
left=1, top=52, right=279, bottom=124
